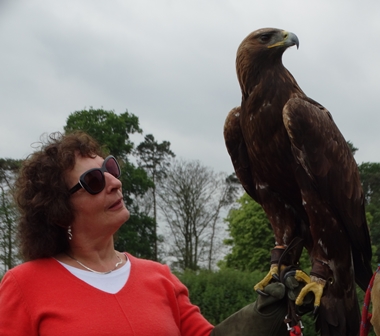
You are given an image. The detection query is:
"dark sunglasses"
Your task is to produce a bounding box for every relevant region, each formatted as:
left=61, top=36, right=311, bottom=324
left=69, top=156, right=121, bottom=195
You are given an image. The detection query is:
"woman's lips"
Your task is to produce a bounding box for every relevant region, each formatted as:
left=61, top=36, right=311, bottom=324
left=109, top=199, right=123, bottom=210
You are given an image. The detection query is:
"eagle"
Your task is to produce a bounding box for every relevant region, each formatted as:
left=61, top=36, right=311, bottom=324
left=224, top=28, right=373, bottom=335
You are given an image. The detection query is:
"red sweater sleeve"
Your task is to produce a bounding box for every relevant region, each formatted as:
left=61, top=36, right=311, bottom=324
left=0, top=271, right=38, bottom=335
left=125, top=253, right=214, bottom=336
left=166, top=270, right=214, bottom=336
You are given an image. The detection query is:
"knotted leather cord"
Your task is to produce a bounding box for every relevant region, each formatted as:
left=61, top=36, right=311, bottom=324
left=277, top=237, right=305, bottom=335
left=277, top=237, right=304, bottom=273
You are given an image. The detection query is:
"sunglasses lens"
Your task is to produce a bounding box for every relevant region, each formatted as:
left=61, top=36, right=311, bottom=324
left=106, top=158, right=120, bottom=178
left=71, top=157, right=121, bottom=195
left=83, top=170, right=104, bottom=193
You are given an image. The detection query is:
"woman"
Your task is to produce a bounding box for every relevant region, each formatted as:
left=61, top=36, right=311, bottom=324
left=0, top=131, right=291, bottom=335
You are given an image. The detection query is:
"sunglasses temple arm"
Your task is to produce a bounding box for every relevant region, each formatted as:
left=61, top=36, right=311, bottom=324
left=69, top=183, right=82, bottom=195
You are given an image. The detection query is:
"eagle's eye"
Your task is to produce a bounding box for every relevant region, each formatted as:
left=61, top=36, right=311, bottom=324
left=259, top=34, right=271, bottom=43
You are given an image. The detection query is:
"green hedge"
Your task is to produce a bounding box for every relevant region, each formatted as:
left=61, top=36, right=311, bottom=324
left=177, top=268, right=263, bottom=325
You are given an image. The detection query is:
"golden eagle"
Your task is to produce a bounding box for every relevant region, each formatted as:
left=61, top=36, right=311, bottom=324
left=224, top=28, right=373, bottom=335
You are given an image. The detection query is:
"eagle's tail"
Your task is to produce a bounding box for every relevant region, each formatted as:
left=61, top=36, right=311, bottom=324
left=353, top=246, right=373, bottom=291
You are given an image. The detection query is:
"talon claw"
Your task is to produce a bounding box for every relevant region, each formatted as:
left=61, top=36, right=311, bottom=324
left=254, top=265, right=279, bottom=294
left=256, top=289, right=269, bottom=297
left=295, top=277, right=324, bottom=308
left=283, top=270, right=296, bottom=282
left=272, top=273, right=280, bottom=281
left=313, top=305, right=319, bottom=316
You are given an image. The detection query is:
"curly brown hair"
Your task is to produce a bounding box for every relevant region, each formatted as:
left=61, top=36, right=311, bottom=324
left=15, top=131, right=106, bottom=261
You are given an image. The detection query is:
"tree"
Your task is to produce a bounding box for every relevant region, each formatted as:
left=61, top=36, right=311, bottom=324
left=347, top=140, right=358, bottom=156
left=0, top=186, right=19, bottom=274
left=114, top=211, right=156, bottom=259
left=0, top=159, right=22, bottom=274
left=135, top=134, right=175, bottom=260
left=0, top=159, right=21, bottom=188
left=65, top=108, right=140, bottom=159
left=359, top=162, right=380, bottom=260
left=158, top=159, right=236, bottom=271
left=64, top=108, right=156, bottom=258
left=345, top=142, right=380, bottom=261
left=359, top=162, right=380, bottom=205
left=223, top=193, right=274, bottom=272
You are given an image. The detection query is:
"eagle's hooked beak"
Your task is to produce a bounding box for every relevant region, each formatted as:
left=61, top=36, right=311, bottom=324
left=268, top=31, right=299, bottom=50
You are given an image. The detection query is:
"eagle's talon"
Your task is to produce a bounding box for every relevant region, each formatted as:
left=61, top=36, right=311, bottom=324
left=254, top=265, right=279, bottom=293
left=313, top=305, right=319, bottom=316
left=295, top=277, right=325, bottom=308
left=272, top=273, right=280, bottom=281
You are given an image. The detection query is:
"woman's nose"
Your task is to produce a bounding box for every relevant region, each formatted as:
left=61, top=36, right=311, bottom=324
left=104, top=172, right=122, bottom=192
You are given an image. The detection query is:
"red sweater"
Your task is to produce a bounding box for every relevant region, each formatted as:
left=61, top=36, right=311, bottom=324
left=0, top=253, right=214, bottom=336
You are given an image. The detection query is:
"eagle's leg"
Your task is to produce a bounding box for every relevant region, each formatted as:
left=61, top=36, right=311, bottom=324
left=254, top=246, right=302, bottom=294
left=295, top=259, right=332, bottom=313
left=255, top=244, right=312, bottom=296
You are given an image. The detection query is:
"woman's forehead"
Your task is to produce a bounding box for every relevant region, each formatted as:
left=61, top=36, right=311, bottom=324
left=74, top=155, right=103, bottom=170
left=66, top=155, right=103, bottom=186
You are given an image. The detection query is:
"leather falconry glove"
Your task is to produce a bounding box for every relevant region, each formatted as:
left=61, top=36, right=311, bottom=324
left=211, top=272, right=314, bottom=336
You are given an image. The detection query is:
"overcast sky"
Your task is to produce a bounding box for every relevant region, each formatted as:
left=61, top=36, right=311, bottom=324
left=1, top=0, right=380, bottom=175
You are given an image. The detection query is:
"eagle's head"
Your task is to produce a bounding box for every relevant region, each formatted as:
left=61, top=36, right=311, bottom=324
left=236, top=28, right=299, bottom=97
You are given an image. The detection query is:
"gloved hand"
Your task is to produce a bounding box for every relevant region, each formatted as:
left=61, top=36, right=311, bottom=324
left=211, top=270, right=314, bottom=336
left=211, top=282, right=288, bottom=336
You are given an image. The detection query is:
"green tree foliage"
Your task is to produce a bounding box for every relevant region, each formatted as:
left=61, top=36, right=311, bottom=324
left=64, top=108, right=141, bottom=159
left=359, top=162, right=380, bottom=206
left=117, top=160, right=154, bottom=206
left=346, top=142, right=379, bottom=263
left=64, top=108, right=156, bottom=259
left=347, top=140, right=358, bottom=156
left=223, top=193, right=274, bottom=272
left=114, top=211, right=155, bottom=259
left=135, top=134, right=175, bottom=260
left=0, top=159, right=21, bottom=188
left=359, top=162, right=380, bottom=261
left=135, top=134, right=175, bottom=182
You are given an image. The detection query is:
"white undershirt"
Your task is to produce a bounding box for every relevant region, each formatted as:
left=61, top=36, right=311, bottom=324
left=56, top=257, right=131, bottom=294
